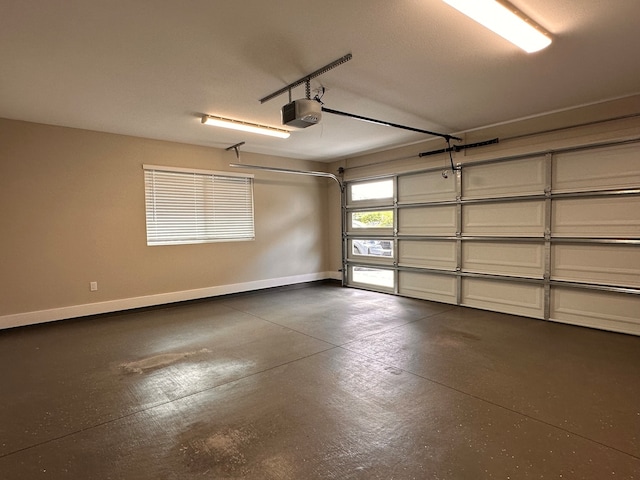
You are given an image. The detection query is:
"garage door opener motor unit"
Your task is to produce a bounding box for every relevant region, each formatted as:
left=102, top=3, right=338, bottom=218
left=281, top=99, right=322, bottom=128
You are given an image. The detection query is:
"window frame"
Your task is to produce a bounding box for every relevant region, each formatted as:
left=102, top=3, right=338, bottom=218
left=143, top=164, right=255, bottom=246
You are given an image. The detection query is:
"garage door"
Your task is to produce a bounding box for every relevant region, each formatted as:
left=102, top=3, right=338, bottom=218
left=344, top=140, right=640, bottom=335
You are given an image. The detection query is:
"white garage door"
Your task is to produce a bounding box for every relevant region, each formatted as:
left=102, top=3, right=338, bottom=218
left=344, top=140, right=640, bottom=335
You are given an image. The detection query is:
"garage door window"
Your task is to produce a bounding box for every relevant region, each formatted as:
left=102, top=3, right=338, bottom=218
left=351, top=239, right=394, bottom=257
left=350, top=179, right=393, bottom=202
left=351, top=211, right=394, bottom=229
left=351, top=266, right=394, bottom=289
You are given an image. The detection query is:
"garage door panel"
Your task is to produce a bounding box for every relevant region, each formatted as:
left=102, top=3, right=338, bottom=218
left=551, top=288, right=640, bottom=335
left=398, top=240, right=456, bottom=270
left=463, top=242, right=544, bottom=278
left=552, top=197, right=640, bottom=237
left=398, top=206, right=457, bottom=236
left=398, top=172, right=456, bottom=203
left=398, top=271, right=457, bottom=304
left=463, top=156, right=546, bottom=199
left=553, top=143, right=640, bottom=193
left=461, top=278, right=544, bottom=318
left=552, top=244, right=640, bottom=287
left=462, top=201, right=545, bottom=236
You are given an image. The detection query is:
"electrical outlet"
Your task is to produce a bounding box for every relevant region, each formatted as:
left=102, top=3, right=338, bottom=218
left=90, top=281, right=98, bottom=291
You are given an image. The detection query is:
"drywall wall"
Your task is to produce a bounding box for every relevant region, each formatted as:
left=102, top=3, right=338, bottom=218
left=0, top=119, right=333, bottom=328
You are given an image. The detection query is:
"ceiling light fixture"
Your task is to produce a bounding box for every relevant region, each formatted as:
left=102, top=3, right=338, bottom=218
left=201, top=115, right=290, bottom=138
left=442, top=0, right=552, bottom=53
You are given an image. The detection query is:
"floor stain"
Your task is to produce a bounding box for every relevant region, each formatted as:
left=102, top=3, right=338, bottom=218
left=260, top=454, right=295, bottom=478
left=172, top=423, right=298, bottom=479
left=177, top=424, right=258, bottom=477
left=383, top=366, right=403, bottom=375
left=435, top=329, right=481, bottom=347
left=120, top=348, right=211, bottom=374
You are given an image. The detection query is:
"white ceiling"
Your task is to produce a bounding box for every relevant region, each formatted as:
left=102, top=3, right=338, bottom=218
left=2, top=0, right=639, bottom=162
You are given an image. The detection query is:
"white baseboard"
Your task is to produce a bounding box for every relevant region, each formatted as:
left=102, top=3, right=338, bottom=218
left=0, top=271, right=343, bottom=330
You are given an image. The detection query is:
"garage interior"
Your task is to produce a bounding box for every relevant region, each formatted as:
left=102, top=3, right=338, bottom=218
left=1, top=1, right=639, bottom=478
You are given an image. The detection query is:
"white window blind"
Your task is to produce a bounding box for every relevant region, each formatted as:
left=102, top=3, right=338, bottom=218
left=143, top=165, right=254, bottom=246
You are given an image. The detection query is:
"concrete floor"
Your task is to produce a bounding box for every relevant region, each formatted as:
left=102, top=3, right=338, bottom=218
left=1, top=282, right=639, bottom=479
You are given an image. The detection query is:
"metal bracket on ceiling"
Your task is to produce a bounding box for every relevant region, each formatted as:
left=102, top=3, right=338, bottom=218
left=418, top=138, right=500, bottom=157
left=259, top=53, right=353, bottom=104
left=419, top=137, right=499, bottom=177
left=225, top=141, right=246, bottom=160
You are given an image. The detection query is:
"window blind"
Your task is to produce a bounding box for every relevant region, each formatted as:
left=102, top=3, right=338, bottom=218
left=143, top=165, right=255, bottom=245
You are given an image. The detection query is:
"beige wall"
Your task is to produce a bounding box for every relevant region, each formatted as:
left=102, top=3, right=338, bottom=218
left=0, top=119, right=333, bottom=326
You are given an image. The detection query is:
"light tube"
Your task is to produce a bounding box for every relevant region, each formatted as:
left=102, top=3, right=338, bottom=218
left=201, top=115, right=290, bottom=138
left=442, top=0, right=552, bottom=53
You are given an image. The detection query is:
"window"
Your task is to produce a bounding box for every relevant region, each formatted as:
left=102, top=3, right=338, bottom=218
left=351, top=266, right=394, bottom=289
left=351, top=210, right=394, bottom=229
left=351, top=239, right=394, bottom=257
left=143, top=165, right=254, bottom=246
left=350, top=179, right=393, bottom=202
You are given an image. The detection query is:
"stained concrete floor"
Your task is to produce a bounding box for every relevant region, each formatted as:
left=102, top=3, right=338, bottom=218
left=1, top=282, right=639, bottom=479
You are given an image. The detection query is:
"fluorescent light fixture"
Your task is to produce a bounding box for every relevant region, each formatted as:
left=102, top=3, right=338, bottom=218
left=442, top=0, right=552, bottom=53
left=201, top=115, right=290, bottom=138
